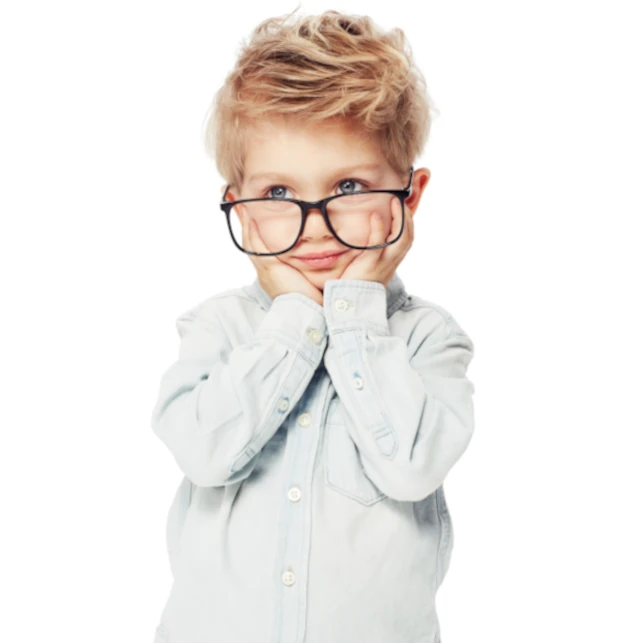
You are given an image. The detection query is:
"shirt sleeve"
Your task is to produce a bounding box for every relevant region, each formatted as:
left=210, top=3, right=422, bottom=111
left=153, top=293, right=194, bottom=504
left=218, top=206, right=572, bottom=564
left=322, top=279, right=475, bottom=502
left=151, top=293, right=328, bottom=487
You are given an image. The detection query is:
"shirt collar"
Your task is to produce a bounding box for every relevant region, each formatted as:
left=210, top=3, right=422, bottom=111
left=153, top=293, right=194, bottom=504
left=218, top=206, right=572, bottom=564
left=248, top=270, right=408, bottom=319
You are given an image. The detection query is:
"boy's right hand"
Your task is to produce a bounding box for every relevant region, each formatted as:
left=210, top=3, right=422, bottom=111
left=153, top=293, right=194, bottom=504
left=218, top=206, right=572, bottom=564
left=239, top=210, right=324, bottom=307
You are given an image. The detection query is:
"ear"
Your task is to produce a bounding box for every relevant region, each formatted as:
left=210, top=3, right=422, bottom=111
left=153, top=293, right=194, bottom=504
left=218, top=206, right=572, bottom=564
left=223, top=187, right=240, bottom=202
left=403, top=168, right=431, bottom=216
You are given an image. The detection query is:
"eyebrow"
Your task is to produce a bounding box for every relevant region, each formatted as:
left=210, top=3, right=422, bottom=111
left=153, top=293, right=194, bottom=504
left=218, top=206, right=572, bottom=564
left=248, top=163, right=382, bottom=184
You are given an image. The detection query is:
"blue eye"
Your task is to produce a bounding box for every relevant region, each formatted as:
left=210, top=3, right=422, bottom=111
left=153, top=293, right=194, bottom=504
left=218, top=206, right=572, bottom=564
left=266, top=186, right=291, bottom=199
left=337, top=179, right=367, bottom=194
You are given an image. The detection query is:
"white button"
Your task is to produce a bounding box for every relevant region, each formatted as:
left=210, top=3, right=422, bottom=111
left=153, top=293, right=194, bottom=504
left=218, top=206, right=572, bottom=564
left=288, top=486, right=302, bottom=502
left=334, top=298, right=349, bottom=311
left=297, top=412, right=311, bottom=427
left=308, top=328, right=322, bottom=344
left=353, top=376, right=364, bottom=389
left=282, top=569, right=296, bottom=586
left=277, top=397, right=289, bottom=412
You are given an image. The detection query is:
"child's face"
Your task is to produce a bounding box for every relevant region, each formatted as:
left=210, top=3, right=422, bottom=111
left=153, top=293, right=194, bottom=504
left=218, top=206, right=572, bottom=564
left=227, top=116, right=411, bottom=293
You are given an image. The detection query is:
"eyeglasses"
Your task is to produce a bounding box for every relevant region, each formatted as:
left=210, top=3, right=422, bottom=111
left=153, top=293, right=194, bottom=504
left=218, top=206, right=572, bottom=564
left=219, top=166, right=414, bottom=256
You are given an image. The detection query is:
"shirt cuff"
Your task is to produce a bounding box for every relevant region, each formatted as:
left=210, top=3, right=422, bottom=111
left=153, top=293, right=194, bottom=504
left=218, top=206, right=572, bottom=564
left=323, top=279, right=389, bottom=334
left=254, top=292, right=328, bottom=364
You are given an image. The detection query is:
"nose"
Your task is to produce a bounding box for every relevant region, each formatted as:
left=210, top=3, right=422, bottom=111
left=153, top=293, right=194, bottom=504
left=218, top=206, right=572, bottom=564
left=300, top=205, right=333, bottom=240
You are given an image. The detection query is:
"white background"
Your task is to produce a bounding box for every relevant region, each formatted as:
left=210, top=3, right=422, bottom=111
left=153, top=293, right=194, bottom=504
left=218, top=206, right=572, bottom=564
left=1, top=1, right=641, bottom=641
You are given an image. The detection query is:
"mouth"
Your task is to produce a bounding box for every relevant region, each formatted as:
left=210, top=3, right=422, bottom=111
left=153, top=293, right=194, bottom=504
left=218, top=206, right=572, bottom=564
left=294, top=250, right=348, bottom=269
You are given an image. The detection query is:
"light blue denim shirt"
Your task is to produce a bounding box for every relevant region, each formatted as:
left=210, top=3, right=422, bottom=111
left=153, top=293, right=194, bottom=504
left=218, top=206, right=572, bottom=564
left=150, top=271, right=475, bottom=643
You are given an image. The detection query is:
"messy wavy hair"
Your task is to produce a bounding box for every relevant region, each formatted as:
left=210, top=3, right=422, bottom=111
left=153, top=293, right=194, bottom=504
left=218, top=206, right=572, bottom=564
left=202, top=6, right=438, bottom=191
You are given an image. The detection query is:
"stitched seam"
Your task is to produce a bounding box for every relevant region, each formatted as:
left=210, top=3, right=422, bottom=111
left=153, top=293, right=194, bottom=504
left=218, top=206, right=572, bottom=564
left=435, top=489, right=443, bottom=596
left=254, top=329, right=322, bottom=368
left=358, top=329, right=398, bottom=458
left=387, top=288, right=408, bottom=317
left=399, top=300, right=453, bottom=325
left=328, top=322, right=389, bottom=336
left=328, top=281, right=386, bottom=292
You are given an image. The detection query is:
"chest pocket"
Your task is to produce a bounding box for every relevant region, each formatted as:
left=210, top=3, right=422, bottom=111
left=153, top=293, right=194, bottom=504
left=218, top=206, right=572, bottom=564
left=323, top=396, right=386, bottom=506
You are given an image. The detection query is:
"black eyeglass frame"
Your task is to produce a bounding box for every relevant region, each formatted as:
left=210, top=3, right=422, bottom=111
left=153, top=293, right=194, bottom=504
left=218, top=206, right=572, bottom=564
left=219, top=166, right=414, bottom=256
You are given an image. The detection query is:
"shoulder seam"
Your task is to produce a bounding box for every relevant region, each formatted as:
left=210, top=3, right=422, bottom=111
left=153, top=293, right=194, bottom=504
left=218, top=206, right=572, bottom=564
left=178, top=289, right=259, bottom=319
left=399, top=300, right=453, bottom=325
left=402, top=299, right=471, bottom=340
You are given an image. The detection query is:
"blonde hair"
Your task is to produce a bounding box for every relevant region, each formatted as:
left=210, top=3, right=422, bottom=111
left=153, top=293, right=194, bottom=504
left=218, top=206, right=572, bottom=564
left=202, top=6, right=438, bottom=190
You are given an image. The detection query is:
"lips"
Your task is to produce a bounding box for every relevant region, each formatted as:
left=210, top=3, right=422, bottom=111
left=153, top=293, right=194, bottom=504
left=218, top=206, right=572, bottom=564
left=294, top=250, right=347, bottom=268
left=294, top=250, right=347, bottom=260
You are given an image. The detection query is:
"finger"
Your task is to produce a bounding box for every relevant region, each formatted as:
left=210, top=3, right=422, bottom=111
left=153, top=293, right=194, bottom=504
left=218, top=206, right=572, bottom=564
left=385, top=196, right=399, bottom=244
left=357, top=211, right=383, bottom=268
left=239, top=208, right=251, bottom=252
left=401, top=197, right=412, bottom=244
left=248, top=215, right=278, bottom=259
left=402, top=200, right=414, bottom=257
left=374, top=206, right=392, bottom=244
left=245, top=214, right=257, bottom=252
left=385, top=196, right=406, bottom=246
left=372, top=211, right=386, bottom=243
left=382, top=197, right=410, bottom=261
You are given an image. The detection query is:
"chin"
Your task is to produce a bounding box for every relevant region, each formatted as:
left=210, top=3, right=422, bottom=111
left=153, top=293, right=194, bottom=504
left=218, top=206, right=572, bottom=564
left=303, top=268, right=342, bottom=291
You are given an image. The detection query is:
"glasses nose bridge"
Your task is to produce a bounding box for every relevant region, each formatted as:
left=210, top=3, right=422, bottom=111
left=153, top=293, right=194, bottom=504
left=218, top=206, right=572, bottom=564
left=300, top=197, right=329, bottom=218
left=298, top=197, right=334, bottom=241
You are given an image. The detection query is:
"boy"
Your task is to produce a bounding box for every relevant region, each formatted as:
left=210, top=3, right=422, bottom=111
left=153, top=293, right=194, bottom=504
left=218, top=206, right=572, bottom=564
left=151, top=8, right=475, bottom=643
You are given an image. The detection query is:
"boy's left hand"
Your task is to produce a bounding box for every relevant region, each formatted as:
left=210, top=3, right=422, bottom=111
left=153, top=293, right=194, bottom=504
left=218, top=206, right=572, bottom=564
left=338, top=196, right=414, bottom=286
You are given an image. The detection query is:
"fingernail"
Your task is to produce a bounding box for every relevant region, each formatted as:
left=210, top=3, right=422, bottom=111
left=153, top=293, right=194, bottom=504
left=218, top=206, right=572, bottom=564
left=374, top=213, right=383, bottom=221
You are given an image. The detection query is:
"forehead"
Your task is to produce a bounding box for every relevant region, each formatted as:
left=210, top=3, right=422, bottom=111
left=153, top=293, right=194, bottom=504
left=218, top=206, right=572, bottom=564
left=244, top=115, right=386, bottom=180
